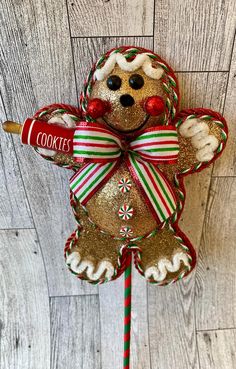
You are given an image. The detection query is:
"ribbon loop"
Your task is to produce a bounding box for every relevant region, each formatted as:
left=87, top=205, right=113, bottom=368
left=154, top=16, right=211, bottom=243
left=129, top=126, right=179, bottom=163
left=70, top=122, right=179, bottom=223
left=73, top=122, right=122, bottom=162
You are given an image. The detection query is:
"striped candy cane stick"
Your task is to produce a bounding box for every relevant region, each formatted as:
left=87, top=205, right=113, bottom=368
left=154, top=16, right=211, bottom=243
left=124, top=253, right=132, bottom=369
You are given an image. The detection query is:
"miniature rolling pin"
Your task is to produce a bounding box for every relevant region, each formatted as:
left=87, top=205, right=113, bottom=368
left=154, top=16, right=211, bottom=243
left=2, top=118, right=75, bottom=155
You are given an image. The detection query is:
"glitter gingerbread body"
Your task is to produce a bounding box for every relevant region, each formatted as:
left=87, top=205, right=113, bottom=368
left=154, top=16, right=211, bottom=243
left=31, top=46, right=227, bottom=285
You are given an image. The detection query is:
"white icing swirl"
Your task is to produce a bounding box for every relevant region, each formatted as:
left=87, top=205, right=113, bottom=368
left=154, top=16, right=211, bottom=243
left=179, top=118, right=219, bottom=162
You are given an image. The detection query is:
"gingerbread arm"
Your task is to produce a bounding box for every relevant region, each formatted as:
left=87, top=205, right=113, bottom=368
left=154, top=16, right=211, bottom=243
left=2, top=104, right=83, bottom=169
left=174, top=108, right=228, bottom=175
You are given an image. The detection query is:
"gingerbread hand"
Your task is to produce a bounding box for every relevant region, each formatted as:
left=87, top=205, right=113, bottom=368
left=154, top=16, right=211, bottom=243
left=175, top=108, right=227, bottom=174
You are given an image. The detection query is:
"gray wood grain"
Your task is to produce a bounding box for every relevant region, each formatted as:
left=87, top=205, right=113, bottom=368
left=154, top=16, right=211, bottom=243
left=72, top=36, right=153, bottom=95
left=0, top=1, right=236, bottom=368
left=154, top=0, right=236, bottom=71
left=176, top=72, right=227, bottom=250
left=197, top=329, right=236, bottom=369
left=0, top=0, right=77, bottom=111
left=213, top=36, right=236, bottom=176
left=50, top=295, right=100, bottom=369
left=99, top=277, right=123, bottom=369
left=147, top=170, right=209, bottom=369
left=147, top=72, right=227, bottom=369
left=0, top=229, right=50, bottom=369
left=177, top=72, right=228, bottom=111
left=130, top=268, right=150, bottom=369
left=148, top=280, right=200, bottom=369
left=0, top=0, right=95, bottom=296
left=67, top=0, right=154, bottom=37
left=13, top=152, right=97, bottom=296
left=195, top=177, right=236, bottom=330
left=0, top=96, right=33, bottom=229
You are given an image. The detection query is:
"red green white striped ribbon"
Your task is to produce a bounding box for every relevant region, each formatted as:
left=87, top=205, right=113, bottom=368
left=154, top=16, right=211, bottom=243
left=129, top=127, right=179, bottom=163
left=73, top=122, right=121, bottom=161
left=70, top=160, right=120, bottom=205
left=70, top=122, right=179, bottom=223
left=126, top=154, right=177, bottom=223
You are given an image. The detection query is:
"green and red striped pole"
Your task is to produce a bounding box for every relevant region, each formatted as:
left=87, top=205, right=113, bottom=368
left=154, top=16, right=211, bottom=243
left=124, top=252, right=132, bottom=369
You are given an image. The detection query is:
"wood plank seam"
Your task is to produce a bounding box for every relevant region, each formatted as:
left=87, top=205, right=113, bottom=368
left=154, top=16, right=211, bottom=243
left=220, top=28, right=236, bottom=118
left=211, top=28, right=236, bottom=177
left=152, top=0, right=156, bottom=50
left=8, top=133, right=51, bottom=297
left=51, top=293, right=99, bottom=299
left=0, top=227, right=35, bottom=231
left=193, top=133, right=221, bottom=368
left=71, top=35, right=155, bottom=39
left=176, top=70, right=230, bottom=73
left=146, top=283, right=153, bottom=369
left=191, top=175, right=216, bottom=369
left=197, top=327, right=236, bottom=332
left=67, top=0, right=154, bottom=37
left=65, top=0, right=80, bottom=104
left=194, top=263, right=205, bottom=369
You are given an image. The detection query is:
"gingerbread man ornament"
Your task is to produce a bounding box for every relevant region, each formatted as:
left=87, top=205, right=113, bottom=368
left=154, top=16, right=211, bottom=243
left=3, top=46, right=228, bottom=286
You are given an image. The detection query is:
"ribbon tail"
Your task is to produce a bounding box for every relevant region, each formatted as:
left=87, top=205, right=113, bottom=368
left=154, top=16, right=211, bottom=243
left=70, top=160, right=120, bottom=205
left=126, top=153, right=177, bottom=223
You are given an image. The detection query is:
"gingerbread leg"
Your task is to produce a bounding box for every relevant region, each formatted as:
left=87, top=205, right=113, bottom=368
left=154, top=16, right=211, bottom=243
left=64, top=206, right=128, bottom=283
left=134, top=223, right=196, bottom=285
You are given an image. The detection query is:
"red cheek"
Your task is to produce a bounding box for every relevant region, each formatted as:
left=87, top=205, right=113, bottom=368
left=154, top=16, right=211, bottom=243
left=143, top=96, right=165, bottom=116
left=86, top=98, right=111, bottom=119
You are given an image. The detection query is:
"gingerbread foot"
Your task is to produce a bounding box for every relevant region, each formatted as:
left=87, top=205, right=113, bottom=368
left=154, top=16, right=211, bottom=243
left=66, top=251, right=115, bottom=281
left=135, top=225, right=195, bottom=285
left=64, top=208, right=128, bottom=283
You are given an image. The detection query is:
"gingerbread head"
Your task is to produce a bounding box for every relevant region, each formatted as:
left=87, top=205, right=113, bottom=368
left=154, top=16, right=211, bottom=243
left=3, top=46, right=228, bottom=286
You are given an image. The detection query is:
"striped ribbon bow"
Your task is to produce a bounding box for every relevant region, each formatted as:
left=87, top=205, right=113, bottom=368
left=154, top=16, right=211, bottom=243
left=70, top=122, right=179, bottom=223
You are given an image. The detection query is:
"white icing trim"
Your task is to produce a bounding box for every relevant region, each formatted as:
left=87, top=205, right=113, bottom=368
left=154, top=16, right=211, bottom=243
left=142, top=59, right=164, bottom=80
left=179, top=118, right=209, bottom=138
left=95, top=53, right=117, bottom=81
left=144, top=252, right=190, bottom=282
left=94, top=52, right=164, bottom=81
left=179, top=118, right=219, bottom=162
left=37, top=113, right=76, bottom=157
left=196, top=146, right=214, bottom=162
left=191, top=129, right=210, bottom=147
left=61, top=113, right=77, bottom=128
left=192, top=134, right=219, bottom=151
left=66, top=252, right=115, bottom=281
left=47, top=116, right=65, bottom=126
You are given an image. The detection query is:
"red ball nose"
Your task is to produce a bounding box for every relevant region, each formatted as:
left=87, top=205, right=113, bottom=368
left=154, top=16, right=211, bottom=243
left=86, top=98, right=110, bottom=119
left=144, top=96, right=165, bottom=116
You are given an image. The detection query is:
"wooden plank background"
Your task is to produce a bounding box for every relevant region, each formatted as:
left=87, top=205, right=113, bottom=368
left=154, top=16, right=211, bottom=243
left=0, top=1, right=235, bottom=368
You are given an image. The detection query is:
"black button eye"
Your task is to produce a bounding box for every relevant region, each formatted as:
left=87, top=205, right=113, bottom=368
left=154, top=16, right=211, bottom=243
left=129, top=74, right=144, bottom=90
left=106, top=75, right=122, bottom=91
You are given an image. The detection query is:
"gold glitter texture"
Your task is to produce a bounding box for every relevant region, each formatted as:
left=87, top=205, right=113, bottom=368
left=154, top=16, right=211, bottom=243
left=139, top=227, right=189, bottom=283
left=72, top=61, right=225, bottom=272
left=91, top=65, right=166, bottom=132
left=70, top=206, right=121, bottom=266
left=86, top=162, right=157, bottom=237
